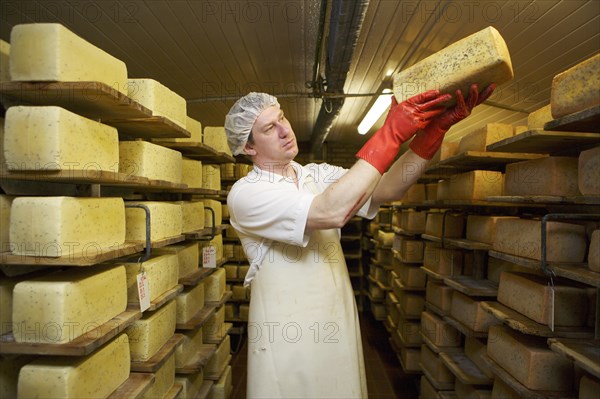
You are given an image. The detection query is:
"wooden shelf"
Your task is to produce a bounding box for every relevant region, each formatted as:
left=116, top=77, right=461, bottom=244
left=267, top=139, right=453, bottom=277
left=419, top=365, right=455, bottom=390
left=130, top=334, right=184, bottom=373
left=391, top=226, right=424, bottom=237
left=544, top=105, right=600, bottom=133
left=439, top=352, right=493, bottom=386
left=0, top=81, right=191, bottom=139
left=480, top=301, right=594, bottom=338
left=393, top=280, right=426, bottom=292
left=547, top=338, right=600, bottom=379
left=184, top=224, right=228, bottom=240
left=391, top=249, right=423, bottom=265
left=157, top=142, right=235, bottom=164
left=146, top=284, right=183, bottom=312
left=108, top=372, right=155, bottom=399
left=443, top=276, right=498, bottom=298
left=438, top=150, right=546, bottom=172
left=424, top=302, right=449, bottom=318
left=175, top=344, right=217, bottom=374
left=482, top=355, right=576, bottom=399
left=443, top=315, right=488, bottom=339
left=0, top=307, right=141, bottom=356
left=131, top=234, right=186, bottom=250
left=0, top=242, right=144, bottom=267
left=176, top=305, right=215, bottom=331
left=420, top=266, right=449, bottom=281
left=205, top=291, right=233, bottom=308
left=205, top=354, right=233, bottom=380
left=164, top=383, right=183, bottom=399
left=486, top=195, right=600, bottom=206
left=178, top=267, right=216, bottom=287
left=0, top=168, right=149, bottom=187
left=194, top=380, right=214, bottom=399
left=419, top=332, right=462, bottom=355
left=421, top=234, right=492, bottom=251
left=487, top=129, right=600, bottom=155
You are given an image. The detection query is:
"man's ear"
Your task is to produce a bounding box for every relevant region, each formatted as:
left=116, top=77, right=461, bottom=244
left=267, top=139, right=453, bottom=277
left=243, top=141, right=256, bottom=156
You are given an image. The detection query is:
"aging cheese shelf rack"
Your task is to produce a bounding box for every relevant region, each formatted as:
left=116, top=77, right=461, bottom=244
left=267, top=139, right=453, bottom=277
left=487, top=129, right=600, bottom=155
left=130, top=334, right=184, bottom=373
left=107, top=373, right=155, bottom=399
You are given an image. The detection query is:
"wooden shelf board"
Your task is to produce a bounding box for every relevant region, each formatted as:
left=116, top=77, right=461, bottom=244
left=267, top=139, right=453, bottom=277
left=204, top=323, right=233, bottom=345
left=486, top=195, right=600, bottom=206
left=157, top=142, right=235, bottom=164
left=0, top=168, right=149, bottom=187
left=194, top=380, right=214, bottom=399
left=420, top=365, right=455, bottom=391
left=547, top=338, right=600, bottom=379
left=421, top=234, right=491, bottom=251
left=391, top=249, right=423, bottom=265
left=0, top=241, right=144, bottom=266
left=108, top=372, right=155, bottom=399
left=0, top=81, right=191, bottom=139
left=424, top=302, right=449, bottom=318
left=175, top=344, right=217, bottom=374
left=480, top=301, right=594, bottom=338
left=439, top=352, right=493, bottom=386
left=419, top=332, right=462, bottom=355
left=437, top=392, right=458, bottom=399
left=184, top=224, right=228, bottom=240
left=482, top=355, right=576, bottom=399
left=443, top=315, right=488, bottom=339
left=443, top=276, right=498, bottom=298
left=176, top=305, right=215, bottom=331
left=392, top=226, right=424, bottom=237
left=437, top=150, right=546, bottom=172
left=394, top=280, right=426, bottom=292
left=147, top=284, right=184, bottom=312
left=395, top=327, right=422, bottom=349
left=130, top=234, right=186, bottom=250
left=163, top=383, right=183, bottom=399
left=179, top=267, right=216, bottom=286
left=0, top=308, right=141, bottom=356
left=487, top=129, right=600, bottom=154
left=544, top=105, right=600, bottom=133
left=205, top=291, right=233, bottom=309
left=130, top=334, right=184, bottom=373
left=205, top=354, right=233, bottom=380
left=420, top=266, right=450, bottom=281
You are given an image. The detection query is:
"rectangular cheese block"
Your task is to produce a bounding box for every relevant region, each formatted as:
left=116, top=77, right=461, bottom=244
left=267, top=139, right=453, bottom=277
left=487, top=324, right=573, bottom=391
left=4, top=106, right=119, bottom=172
left=466, top=215, right=518, bottom=245
left=18, top=333, right=130, bottom=398
left=402, top=183, right=426, bottom=203
left=124, top=254, right=178, bottom=305
left=12, top=266, right=127, bottom=344
left=0, top=39, right=9, bottom=81
left=589, top=230, right=600, bottom=272
left=220, top=163, right=235, bottom=179
left=498, top=271, right=591, bottom=327
left=127, top=78, right=186, bottom=129
left=425, top=281, right=454, bottom=314
left=386, top=292, right=400, bottom=326
left=119, top=141, right=183, bottom=184
left=142, top=351, right=175, bottom=399
left=458, top=123, right=514, bottom=153
left=514, top=125, right=528, bottom=135
left=397, top=316, right=422, bottom=346
left=0, top=195, right=13, bottom=251
left=420, top=344, right=455, bottom=384
left=551, top=53, right=600, bottom=119
left=399, top=346, right=421, bottom=372
left=154, top=242, right=200, bottom=280
left=176, top=200, right=205, bottom=233
left=204, top=126, right=232, bottom=156
left=204, top=305, right=225, bottom=342
left=393, top=26, right=513, bottom=105
left=176, top=282, right=205, bottom=324
left=9, top=23, right=128, bottom=94
left=240, top=304, right=249, bottom=321
left=494, top=218, right=587, bottom=262
left=181, top=158, right=203, bottom=189
left=208, top=365, right=232, bottom=399
left=1, top=355, right=32, bottom=399
left=487, top=256, right=534, bottom=284
left=156, top=116, right=202, bottom=143
left=224, top=303, right=236, bottom=320
left=10, top=196, right=125, bottom=258
left=398, top=264, right=427, bottom=288
left=126, top=299, right=176, bottom=362
left=0, top=273, right=37, bottom=333
left=176, top=371, right=204, bottom=399
left=504, top=156, right=580, bottom=197
left=421, top=310, right=461, bottom=347
left=430, top=141, right=459, bottom=164
left=125, top=201, right=183, bottom=242
left=491, top=377, right=520, bottom=399
left=423, top=242, right=464, bottom=276
left=578, top=146, right=600, bottom=196
left=206, top=334, right=231, bottom=374
left=175, top=326, right=203, bottom=368
left=204, top=268, right=226, bottom=302
left=397, top=291, right=425, bottom=318
left=455, top=380, right=491, bottom=399
left=580, top=375, right=600, bottom=399
left=436, top=179, right=452, bottom=200
left=394, top=237, right=424, bottom=263
left=449, top=170, right=504, bottom=200
left=450, top=291, right=500, bottom=332
left=232, top=284, right=249, bottom=301
left=527, top=104, right=553, bottom=130
left=464, top=337, right=494, bottom=379
left=203, top=164, right=222, bottom=191
left=425, top=183, right=438, bottom=201
left=378, top=230, right=395, bottom=247
left=419, top=375, right=439, bottom=399
left=203, top=199, right=223, bottom=227
left=425, top=212, right=465, bottom=238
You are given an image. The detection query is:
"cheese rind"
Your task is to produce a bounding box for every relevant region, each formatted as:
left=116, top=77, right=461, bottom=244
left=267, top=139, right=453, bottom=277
left=423, top=242, right=463, bottom=276
left=4, top=106, right=119, bottom=172
left=420, top=310, right=461, bottom=347
left=176, top=372, right=204, bottom=399
left=203, top=164, right=222, bottom=191
left=425, top=212, right=465, bottom=238
left=449, top=170, right=504, bottom=200
left=156, top=116, right=202, bottom=143
left=527, top=104, right=553, bottom=130
left=466, top=215, right=517, bottom=245
left=0, top=39, right=9, bottom=81
left=125, top=201, right=183, bottom=242
left=204, top=126, right=232, bottom=156
left=176, top=282, right=205, bottom=323
left=181, top=159, right=204, bottom=189
left=126, top=299, right=176, bottom=361
left=402, top=183, right=426, bottom=203
left=430, top=141, right=459, bottom=164
left=127, top=78, right=187, bottom=129
left=450, top=291, right=500, bottom=332
left=393, top=26, right=513, bottom=105
left=493, top=218, right=587, bottom=262
left=203, top=199, right=223, bottom=227
left=204, top=268, right=226, bottom=302
left=17, top=333, right=130, bottom=398
left=9, top=23, right=128, bottom=94
left=177, top=200, right=205, bottom=233
left=487, top=324, right=573, bottom=391
left=206, top=334, right=231, bottom=374
left=425, top=281, right=453, bottom=314
left=551, top=53, right=600, bottom=119
left=124, top=254, right=179, bottom=304
left=208, top=365, right=232, bottom=399
left=589, top=230, right=600, bottom=272
left=578, top=146, right=600, bottom=196
left=420, top=344, right=454, bottom=384
left=0, top=195, right=14, bottom=252
left=154, top=242, right=200, bottom=280
left=1, top=355, right=32, bottom=399
left=504, top=156, right=580, bottom=197
left=579, top=375, right=600, bottom=399
left=175, top=326, right=203, bottom=368
left=10, top=197, right=125, bottom=258
left=142, top=352, right=175, bottom=399
left=119, top=141, right=182, bottom=183
left=458, top=123, right=514, bottom=153
left=204, top=306, right=226, bottom=342
left=498, top=271, right=590, bottom=327
left=464, top=337, right=494, bottom=379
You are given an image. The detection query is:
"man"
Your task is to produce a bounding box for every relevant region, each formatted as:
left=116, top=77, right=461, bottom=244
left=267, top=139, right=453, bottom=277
left=225, top=84, right=494, bottom=398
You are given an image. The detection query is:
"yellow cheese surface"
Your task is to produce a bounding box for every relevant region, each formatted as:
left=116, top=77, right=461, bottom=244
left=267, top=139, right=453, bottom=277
left=9, top=23, right=128, bottom=94
left=579, top=146, right=600, bottom=196
left=5, top=106, right=119, bottom=172
left=10, top=196, right=125, bottom=258
left=127, top=78, right=187, bottom=129
left=204, top=268, right=226, bottom=302
left=450, top=291, right=500, bottom=332
left=423, top=243, right=463, bottom=276
left=402, top=183, right=426, bottom=203
left=203, top=164, right=222, bottom=191
left=13, top=265, right=126, bottom=344
left=125, top=201, right=183, bottom=242
left=126, top=299, right=176, bottom=361
left=142, top=352, right=175, bottom=399
left=156, top=115, right=202, bottom=143
left=458, top=123, right=514, bottom=153
left=0, top=195, right=14, bottom=252
left=155, top=242, right=200, bottom=280
left=177, top=200, right=205, bottom=233
left=124, top=254, right=179, bottom=304
left=204, top=126, right=232, bottom=156
left=436, top=179, right=452, bottom=200
left=208, top=365, right=232, bottom=399
left=400, top=210, right=427, bottom=233
left=551, top=53, right=600, bottom=119
left=425, top=281, right=454, bottom=314
left=430, top=141, right=459, bottom=164
left=204, top=305, right=225, bottom=342
left=119, top=141, right=182, bottom=183
left=203, top=199, right=223, bottom=227
left=181, top=159, right=203, bottom=189
left=420, top=310, right=461, bottom=347
left=425, top=212, right=465, bottom=238
left=176, top=282, right=205, bottom=323
left=527, top=104, right=553, bottom=130
left=449, top=170, right=504, bottom=200
left=0, top=39, right=10, bottom=81
left=1, top=355, right=32, bottom=399
left=397, top=264, right=426, bottom=288
left=206, top=334, right=231, bottom=374
left=504, top=156, right=580, bottom=197
left=393, top=27, right=513, bottom=105
left=176, top=371, right=204, bottom=399
left=18, top=333, right=130, bottom=398
left=466, top=215, right=518, bottom=245
left=200, top=234, right=224, bottom=264
left=175, top=326, right=204, bottom=368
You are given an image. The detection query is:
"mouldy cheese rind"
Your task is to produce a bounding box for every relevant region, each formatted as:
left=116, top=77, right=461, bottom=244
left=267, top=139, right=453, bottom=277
left=578, top=146, right=600, bottom=196
left=393, top=26, right=513, bottom=104
left=551, top=53, right=600, bottom=119
left=504, top=156, right=580, bottom=197
left=9, top=23, right=128, bottom=94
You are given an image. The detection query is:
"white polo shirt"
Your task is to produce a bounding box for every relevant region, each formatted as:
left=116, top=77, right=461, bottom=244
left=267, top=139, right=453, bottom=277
left=227, top=161, right=377, bottom=285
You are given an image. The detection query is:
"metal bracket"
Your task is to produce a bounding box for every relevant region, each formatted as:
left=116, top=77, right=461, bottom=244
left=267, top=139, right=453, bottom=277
left=125, top=204, right=152, bottom=263
left=197, top=206, right=216, bottom=242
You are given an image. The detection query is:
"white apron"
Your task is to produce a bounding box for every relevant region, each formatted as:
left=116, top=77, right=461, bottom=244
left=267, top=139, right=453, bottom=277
left=246, top=213, right=368, bottom=397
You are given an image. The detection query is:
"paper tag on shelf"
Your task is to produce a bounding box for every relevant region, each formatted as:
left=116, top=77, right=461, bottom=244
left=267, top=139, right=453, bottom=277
left=137, top=272, right=151, bottom=312
left=203, top=245, right=217, bottom=268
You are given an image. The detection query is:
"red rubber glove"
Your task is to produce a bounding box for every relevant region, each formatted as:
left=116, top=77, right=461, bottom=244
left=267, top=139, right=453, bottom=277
left=356, top=90, right=451, bottom=173
left=409, top=83, right=496, bottom=160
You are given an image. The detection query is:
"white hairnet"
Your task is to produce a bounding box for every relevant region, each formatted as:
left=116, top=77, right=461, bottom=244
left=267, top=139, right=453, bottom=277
left=224, top=92, right=280, bottom=155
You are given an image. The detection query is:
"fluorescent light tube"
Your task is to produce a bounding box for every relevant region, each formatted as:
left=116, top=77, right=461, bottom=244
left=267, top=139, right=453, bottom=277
left=357, top=89, right=393, bottom=135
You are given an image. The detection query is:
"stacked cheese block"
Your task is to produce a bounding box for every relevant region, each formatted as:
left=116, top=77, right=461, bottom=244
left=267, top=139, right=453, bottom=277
left=369, top=209, right=395, bottom=321
left=204, top=126, right=232, bottom=157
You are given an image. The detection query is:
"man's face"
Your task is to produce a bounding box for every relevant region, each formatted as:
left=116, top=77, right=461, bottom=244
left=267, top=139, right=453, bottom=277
left=246, top=105, right=298, bottom=166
